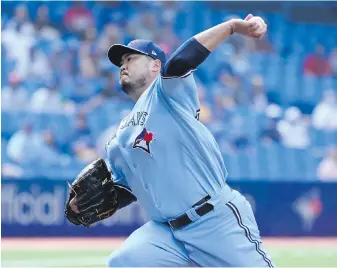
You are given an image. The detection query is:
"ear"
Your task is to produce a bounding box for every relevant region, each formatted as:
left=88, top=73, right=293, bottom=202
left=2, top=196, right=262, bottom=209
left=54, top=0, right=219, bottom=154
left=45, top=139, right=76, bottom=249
left=151, top=59, right=161, bottom=73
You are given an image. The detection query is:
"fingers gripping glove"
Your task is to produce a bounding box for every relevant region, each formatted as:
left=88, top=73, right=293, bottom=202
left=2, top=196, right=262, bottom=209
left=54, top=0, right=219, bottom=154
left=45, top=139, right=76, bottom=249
left=64, top=158, right=119, bottom=227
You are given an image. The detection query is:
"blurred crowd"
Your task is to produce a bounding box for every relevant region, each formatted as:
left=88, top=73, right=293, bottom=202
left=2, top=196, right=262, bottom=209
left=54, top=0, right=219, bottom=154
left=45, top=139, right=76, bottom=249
left=1, top=1, right=337, bottom=181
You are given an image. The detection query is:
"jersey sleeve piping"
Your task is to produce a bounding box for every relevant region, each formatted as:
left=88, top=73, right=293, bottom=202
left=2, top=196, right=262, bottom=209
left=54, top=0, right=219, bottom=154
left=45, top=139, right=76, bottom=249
left=160, top=69, right=196, bottom=80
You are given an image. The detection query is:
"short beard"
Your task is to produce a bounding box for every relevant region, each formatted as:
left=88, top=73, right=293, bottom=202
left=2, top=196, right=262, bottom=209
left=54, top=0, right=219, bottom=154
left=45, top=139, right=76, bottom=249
left=120, top=76, right=147, bottom=96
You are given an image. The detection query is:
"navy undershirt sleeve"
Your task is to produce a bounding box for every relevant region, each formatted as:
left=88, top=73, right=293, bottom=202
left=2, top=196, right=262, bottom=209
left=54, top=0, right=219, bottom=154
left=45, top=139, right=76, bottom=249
left=161, top=37, right=211, bottom=77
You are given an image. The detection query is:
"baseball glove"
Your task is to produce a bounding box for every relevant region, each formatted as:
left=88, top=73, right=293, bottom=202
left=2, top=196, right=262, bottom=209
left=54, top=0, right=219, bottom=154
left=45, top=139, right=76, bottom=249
left=64, top=158, right=119, bottom=227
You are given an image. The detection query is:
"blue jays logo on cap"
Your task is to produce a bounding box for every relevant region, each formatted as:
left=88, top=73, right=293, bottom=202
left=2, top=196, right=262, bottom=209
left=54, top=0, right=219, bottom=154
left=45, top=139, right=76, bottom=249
left=108, top=40, right=166, bottom=67
left=133, top=127, right=154, bottom=155
left=128, top=40, right=138, bottom=46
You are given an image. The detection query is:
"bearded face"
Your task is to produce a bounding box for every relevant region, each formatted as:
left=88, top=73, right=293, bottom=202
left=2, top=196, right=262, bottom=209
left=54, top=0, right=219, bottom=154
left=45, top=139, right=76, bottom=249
left=119, top=54, right=151, bottom=95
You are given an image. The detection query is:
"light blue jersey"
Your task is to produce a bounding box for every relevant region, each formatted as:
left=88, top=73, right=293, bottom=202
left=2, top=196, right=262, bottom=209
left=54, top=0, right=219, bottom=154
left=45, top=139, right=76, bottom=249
left=105, top=35, right=274, bottom=268
left=106, top=73, right=274, bottom=266
left=106, top=71, right=228, bottom=221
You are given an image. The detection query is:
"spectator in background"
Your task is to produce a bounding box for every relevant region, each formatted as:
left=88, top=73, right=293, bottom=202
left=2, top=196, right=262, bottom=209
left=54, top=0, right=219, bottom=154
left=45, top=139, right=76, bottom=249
left=317, top=147, right=337, bottom=181
left=69, top=114, right=99, bottom=163
left=34, top=5, right=60, bottom=40
left=7, top=122, right=40, bottom=163
left=212, top=43, right=235, bottom=69
left=97, top=24, right=124, bottom=71
left=37, top=130, right=70, bottom=166
left=30, top=82, right=64, bottom=114
left=6, top=4, right=33, bottom=30
left=211, top=65, right=245, bottom=105
left=50, top=40, right=76, bottom=77
left=1, top=162, right=24, bottom=178
left=79, top=26, right=98, bottom=53
left=64, top=2, right=94, bottom=37
left=303, top=44, right=331, bottom=76
left=2, top=72, right=29, bottom=111
left=72, top=55, right=103, bottom=103
left=27, top=46, right=52, bottom=80
left=230, top=49, right=251, bottom=76
left=151, top=1, right=181, bottom=25
left=65, top=24, right=101, bottom=104
left=7, top=126, right=71, bottom=169
left=95, top=1, right=127, bottom=27
left=76, top=27, right=100, bottom=94
left=1, top=44, right=12, bottom=86
left=2, top=25, right=21, bottom=59
left=79, top=70, right=126, bottom=114
left=260, top=104, right=282, bottom=144
left=329, top=48, right=337, bottom=77
left=98, top=23, right=124, bottom=52
left=127, top=11, right=158, bottom=40
left=229, top=115, right=251, bottom=151
left=250, top=75, right=268, bottom=112
left=78, top=27, right=99, bottom=68
left=260, top=119, right=281, bottom=144
left=154, top=22, right=180, bottom=54
left=100, top=70, right=122, bottom=98
left=212, top=94, right=235, bottom=121
left=312, top=89, right=337, bottom=130
left=208, top=92, right=236, bottom=150
left=245, top=33, right=273, bottom=53
left=2, top=22, right=36, bottom=79
left=277, top=107, right=310, bottom=149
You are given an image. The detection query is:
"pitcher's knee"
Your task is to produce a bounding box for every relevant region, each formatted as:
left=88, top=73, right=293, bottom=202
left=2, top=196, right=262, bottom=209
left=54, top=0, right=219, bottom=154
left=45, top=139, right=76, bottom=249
left=107, top=251, right=125, bottom=267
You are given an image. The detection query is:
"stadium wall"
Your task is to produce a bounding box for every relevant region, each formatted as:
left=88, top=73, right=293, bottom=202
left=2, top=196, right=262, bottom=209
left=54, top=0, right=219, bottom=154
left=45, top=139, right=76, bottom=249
left=2, top=178, right=337, bottom=237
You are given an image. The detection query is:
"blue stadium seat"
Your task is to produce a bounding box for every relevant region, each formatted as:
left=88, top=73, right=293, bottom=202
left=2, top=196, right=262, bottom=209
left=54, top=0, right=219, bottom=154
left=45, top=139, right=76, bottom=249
left=222, top=153, right=241, bottom=180
left=303, top=150, right=320, bottom=180
left=300, top=76, right=321, bottom=102
left=2, top=111, right=32, bottom=138
left=312, top=129, right=337, bottom=147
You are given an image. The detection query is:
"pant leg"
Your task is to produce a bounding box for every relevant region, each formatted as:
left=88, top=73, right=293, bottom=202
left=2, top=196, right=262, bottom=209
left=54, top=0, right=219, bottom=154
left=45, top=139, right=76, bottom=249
left=173, top=190, right=275, bottom=267
left=107, top=220, right=195, bottom=267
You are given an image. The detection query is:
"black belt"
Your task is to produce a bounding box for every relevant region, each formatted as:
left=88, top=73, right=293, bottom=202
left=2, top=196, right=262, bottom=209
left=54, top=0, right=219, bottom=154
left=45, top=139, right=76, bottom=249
left=165, top=195, right=214, bottom=230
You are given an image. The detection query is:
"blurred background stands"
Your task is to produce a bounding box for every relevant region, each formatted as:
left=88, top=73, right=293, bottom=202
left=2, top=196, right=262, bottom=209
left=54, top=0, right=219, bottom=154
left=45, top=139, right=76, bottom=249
left=1, top=1, right=337, bottom=181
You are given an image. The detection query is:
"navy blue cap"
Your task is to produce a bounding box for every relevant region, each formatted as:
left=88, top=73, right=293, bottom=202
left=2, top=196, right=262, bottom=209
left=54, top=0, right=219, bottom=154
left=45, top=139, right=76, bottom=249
left=108, top=39, right=166, bottom=67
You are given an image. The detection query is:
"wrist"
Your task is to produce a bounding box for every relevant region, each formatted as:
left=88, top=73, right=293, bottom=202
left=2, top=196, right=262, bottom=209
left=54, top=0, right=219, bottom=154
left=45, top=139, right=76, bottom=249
left=228, top=19, right=238, bottom=35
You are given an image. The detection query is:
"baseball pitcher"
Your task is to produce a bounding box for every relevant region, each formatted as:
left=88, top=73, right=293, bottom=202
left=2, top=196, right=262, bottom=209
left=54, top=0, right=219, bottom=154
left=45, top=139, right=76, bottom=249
left=65, top=14, right=274, bottom=267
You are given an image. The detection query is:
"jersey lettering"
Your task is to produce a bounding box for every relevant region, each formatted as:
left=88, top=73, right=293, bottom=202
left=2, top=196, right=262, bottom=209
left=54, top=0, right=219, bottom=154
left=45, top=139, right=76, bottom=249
left=120, top=112, right=148, bottom=129
left=195, top=109, right=200, bottom=121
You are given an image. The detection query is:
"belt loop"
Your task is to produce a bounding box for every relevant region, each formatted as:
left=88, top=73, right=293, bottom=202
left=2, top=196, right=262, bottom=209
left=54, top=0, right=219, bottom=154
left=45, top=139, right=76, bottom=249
left=186, top=207, right=200, bottom=222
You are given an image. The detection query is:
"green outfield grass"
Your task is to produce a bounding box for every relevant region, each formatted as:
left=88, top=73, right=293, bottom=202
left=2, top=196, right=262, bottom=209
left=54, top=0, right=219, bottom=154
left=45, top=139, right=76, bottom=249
left=2, top=239, right=337, bottom=267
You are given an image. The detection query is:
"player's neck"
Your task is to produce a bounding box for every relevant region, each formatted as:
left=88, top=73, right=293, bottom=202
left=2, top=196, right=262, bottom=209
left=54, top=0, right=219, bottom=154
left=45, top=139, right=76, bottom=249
left=130, top=88, right=145, bottom=102
left=130, top=77, right=156, bottom=102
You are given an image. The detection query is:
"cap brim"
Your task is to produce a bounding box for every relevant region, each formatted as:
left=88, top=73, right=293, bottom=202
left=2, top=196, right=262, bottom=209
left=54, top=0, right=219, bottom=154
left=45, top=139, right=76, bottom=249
left=107, top=44, right=147, bottom=67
